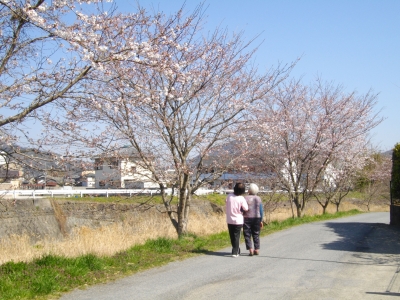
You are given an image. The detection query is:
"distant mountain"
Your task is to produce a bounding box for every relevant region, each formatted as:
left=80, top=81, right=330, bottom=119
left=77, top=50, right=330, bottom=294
left=0, top=143, right=85, bottom=180
left=382, top=149, right=393, bottom=157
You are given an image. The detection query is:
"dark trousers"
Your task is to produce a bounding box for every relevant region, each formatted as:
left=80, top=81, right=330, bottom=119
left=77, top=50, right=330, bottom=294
left=227, top=223, right=243, bottom=255
left=243, top=218, right=261, bottom=250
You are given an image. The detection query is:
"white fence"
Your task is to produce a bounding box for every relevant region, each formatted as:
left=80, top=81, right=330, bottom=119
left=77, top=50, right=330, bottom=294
left=0, top=188, right=222, bottom=199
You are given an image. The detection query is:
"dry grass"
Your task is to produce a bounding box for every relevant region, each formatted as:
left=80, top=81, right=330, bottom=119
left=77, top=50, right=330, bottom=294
left=0, top=198, right=388, bottom=265
left=264, top=199, right=389, bottom=223
left=0, top=212, right=227, bottom=265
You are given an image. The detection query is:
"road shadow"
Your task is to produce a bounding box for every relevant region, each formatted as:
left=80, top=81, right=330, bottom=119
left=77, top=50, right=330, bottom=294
left=196, top=249, right=254, bottom=258
left=366, top=292, right=400, bottom=296
left=196, top=250, right=234, bottom=258
left=322, top=222, right=400, bottom=255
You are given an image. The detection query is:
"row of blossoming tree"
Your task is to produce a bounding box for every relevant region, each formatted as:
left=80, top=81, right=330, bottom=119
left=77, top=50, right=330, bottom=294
left=0, top=0, right=385, bottom=236
left=240, top=79, right=388, bottom=217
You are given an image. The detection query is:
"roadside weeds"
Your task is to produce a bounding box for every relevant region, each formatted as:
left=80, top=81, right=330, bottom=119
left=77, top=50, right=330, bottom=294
left=0, top=209, right=362, bottom=300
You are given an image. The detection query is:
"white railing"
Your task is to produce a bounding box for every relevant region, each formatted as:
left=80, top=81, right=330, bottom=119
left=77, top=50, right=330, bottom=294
left=0, top=188, right=220, bottom=199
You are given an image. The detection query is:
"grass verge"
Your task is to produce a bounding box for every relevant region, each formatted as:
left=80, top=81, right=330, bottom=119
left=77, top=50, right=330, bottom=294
left=0, top=209, right=362, bottom=300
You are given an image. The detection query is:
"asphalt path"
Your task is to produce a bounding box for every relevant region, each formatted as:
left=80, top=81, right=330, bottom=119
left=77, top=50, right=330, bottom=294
left=60, top=212, right=400, bottom=300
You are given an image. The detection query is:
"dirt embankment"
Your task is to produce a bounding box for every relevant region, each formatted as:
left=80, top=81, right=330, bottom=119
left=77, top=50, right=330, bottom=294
left=0, top=198, right=389, bottom=243
left=0, top=198, right=222, bottom=242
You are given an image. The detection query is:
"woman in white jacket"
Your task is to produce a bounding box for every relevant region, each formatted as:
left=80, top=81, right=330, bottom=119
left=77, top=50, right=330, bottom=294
left=243, top=183, right=264, bottom=256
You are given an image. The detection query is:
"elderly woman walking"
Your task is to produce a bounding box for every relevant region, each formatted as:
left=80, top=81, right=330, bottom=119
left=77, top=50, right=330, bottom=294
left=225, top=182, right=248, bottom=257
left=243, top=183, right=264, bottom=256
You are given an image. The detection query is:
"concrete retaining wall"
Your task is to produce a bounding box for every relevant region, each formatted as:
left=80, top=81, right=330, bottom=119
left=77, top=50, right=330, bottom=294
left=0, top=198, right=218, bottom=242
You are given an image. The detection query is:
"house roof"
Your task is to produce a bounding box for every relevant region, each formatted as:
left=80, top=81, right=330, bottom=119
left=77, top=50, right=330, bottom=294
left=93, top=146, right=154, bottom=162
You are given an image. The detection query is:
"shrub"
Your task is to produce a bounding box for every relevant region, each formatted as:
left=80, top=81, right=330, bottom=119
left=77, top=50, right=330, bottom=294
left=391, top=143, right=400, bottom=203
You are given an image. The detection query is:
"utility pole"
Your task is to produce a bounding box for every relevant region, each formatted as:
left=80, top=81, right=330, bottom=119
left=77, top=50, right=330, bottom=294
left=44, top=162, right=47, bottom=190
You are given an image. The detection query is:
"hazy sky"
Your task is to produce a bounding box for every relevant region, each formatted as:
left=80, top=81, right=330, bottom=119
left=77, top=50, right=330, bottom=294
left=115, top=0, right=400, bottom=151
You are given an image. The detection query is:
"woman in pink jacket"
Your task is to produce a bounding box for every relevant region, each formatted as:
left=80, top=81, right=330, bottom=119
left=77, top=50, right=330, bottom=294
left=225, top=182, right=248, bottom=257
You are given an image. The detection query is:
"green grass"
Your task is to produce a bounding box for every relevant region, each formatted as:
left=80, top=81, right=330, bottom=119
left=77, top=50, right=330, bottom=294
left=49, top=193, right=228, bottom=206
left=47, top=194, right=177, bottom=205
left=0, top=209, right=362, bottom=300
left=54, top=192, right=287, bottom=206
left=345, top=190, right=365, bottom=199
left=192, top=193, right=227, bottom=205
left=263, top=209, right=361, bottom=233
left=48, top=193, right=231, bottom=206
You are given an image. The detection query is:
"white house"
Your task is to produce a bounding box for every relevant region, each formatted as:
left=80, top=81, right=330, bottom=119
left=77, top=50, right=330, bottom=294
left=322, top=164, right=337, bottom=189
left=79, top=171, right=96, bottom=188
left=94, top=149, right=158, bottom=189
left=0, top=150, right=23, bottom=188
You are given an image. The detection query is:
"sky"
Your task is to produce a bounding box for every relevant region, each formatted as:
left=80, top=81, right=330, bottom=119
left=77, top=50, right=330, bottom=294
left=114, top=0, right=400, bottom=152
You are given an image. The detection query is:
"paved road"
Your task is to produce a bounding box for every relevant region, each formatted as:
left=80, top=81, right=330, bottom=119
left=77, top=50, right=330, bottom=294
left=60, top=212, right=400, bottom=300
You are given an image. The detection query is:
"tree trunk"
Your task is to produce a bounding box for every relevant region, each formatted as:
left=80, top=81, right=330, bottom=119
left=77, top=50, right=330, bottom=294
left=160, top=185, right=179, bottom=233
left=160, top=172, right=192, bottom=238
left=181, top=192, right=191, bottom=237
left=289, top=196, right=295, bottom=218
left=293, top=195, right=302, bottom=218
left=296, top=204, right=303, bottom=218
left=177, top=173, right=190, bottom=237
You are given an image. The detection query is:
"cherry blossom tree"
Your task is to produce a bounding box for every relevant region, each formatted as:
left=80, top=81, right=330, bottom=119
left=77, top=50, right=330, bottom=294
left=42, top=5, right=295, bottom=236
left=2, top=1, right=102, bottom=142
left=245, top=79, right=382, bottom=217
left=0, top=0, right=110, bottom=187
left=0, top=1, right=209, bottom=179
left=355, top=152, right=391, bottom=211
left=314, top=153, right=365, bottom=213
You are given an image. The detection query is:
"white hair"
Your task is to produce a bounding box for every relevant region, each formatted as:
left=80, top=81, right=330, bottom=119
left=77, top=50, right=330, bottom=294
left=248, top=183, right=259, bottom=195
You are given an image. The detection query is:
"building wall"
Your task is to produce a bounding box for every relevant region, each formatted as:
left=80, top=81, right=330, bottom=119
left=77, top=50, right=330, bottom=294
left=95, top=159, right=156, bottom=189
left=82, top=177, right=95, bottom=188
left=120, top=160, right=155, bottom=188
left=95, top=165, right=121, bottom=189
left=0, top=169, right=22, bottom=180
